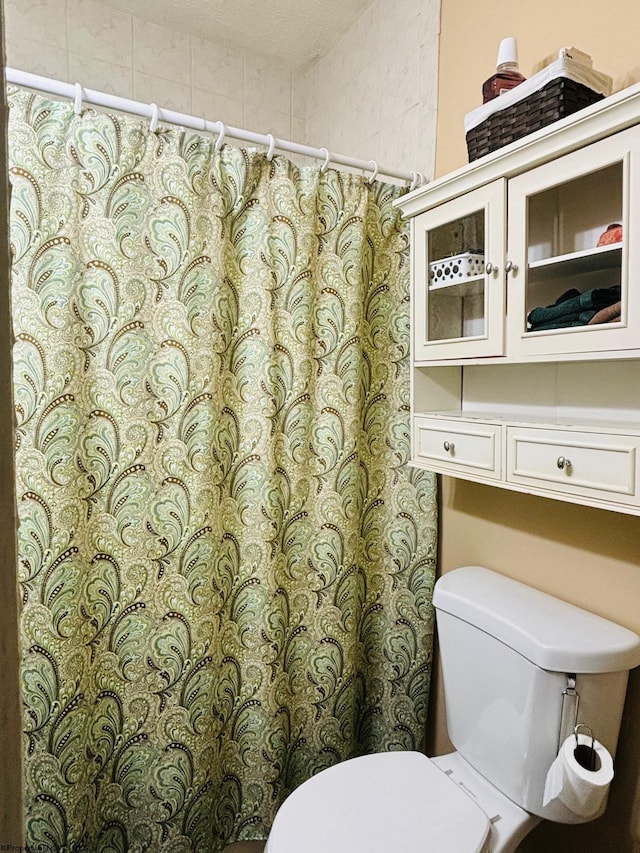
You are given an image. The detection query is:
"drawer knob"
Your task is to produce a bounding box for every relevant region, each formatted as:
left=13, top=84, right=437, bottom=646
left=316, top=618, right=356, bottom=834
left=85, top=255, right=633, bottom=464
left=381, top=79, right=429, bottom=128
left=443, top=440, right=455, bottom=454
left=557, top=456, right=572, bottom=471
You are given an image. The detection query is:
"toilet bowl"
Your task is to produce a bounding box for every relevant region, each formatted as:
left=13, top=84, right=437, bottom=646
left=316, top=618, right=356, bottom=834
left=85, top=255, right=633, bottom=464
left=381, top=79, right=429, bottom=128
left=264, top=567, right=640, bottom=853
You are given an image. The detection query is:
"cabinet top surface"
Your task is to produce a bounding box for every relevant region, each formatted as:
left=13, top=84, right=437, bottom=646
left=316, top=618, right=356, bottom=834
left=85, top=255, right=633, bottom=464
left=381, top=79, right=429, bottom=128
left=396, top=80, right=640, bottom=218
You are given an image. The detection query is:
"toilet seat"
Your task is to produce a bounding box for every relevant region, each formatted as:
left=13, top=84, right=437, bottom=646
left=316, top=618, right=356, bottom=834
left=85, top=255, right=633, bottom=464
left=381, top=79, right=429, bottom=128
left=265, top=751, right=491, bottom=853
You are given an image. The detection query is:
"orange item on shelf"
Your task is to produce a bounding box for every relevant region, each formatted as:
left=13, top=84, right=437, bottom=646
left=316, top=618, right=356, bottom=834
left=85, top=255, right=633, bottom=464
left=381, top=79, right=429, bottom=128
left=597, top=223, right=623, bottom=246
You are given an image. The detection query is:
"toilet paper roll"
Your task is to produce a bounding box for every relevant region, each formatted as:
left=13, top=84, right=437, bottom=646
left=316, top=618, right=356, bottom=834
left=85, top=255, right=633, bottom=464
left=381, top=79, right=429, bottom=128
left=543, top=733, right=614, bottom=817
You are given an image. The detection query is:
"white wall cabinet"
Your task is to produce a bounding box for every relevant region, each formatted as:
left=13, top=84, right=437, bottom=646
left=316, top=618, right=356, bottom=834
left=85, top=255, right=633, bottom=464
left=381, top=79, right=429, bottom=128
left=395, top=82, right=640, bottom=516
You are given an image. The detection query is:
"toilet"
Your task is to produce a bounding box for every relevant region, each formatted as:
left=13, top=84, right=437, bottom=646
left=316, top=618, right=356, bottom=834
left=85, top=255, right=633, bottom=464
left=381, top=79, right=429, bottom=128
left=264, top=566, right=640, bottom=853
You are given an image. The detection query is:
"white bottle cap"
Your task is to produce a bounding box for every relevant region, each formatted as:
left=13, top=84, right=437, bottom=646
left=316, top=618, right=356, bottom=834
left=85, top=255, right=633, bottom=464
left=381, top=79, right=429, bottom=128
left=497, top=37, right=518, bottom=66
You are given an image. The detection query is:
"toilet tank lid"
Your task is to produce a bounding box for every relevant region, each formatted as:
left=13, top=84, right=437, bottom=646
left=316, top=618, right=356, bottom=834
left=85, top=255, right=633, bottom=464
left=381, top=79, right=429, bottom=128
left=433, top=567, right=640, bottom=673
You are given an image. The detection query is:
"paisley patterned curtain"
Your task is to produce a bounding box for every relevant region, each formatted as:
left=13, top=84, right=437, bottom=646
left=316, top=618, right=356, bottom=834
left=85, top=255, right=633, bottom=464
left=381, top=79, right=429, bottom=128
left=8, top=86, right=437, bottom=853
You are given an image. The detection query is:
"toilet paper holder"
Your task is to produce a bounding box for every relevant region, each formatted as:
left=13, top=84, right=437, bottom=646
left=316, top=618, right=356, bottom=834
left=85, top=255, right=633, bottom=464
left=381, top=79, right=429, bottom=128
left=573, top=724, right=600, bottom=772
left=559, top=673, right=580, bottom=746
left=559, top=677, right=602, bottom=771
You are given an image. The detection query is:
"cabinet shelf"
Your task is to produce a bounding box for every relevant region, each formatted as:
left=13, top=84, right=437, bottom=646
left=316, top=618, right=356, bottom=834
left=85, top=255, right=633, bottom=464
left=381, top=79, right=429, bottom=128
left=428, top=275, right=484, bottom=293
left=414, top=408, right=637, bottom=433
left=528, top=243, right=622, bottom=283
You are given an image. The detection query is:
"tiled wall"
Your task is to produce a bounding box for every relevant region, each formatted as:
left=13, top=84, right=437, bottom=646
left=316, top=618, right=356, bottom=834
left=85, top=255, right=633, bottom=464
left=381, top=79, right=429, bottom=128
left=4, top=0, right=440, bottom=181
left=298, top=0, right=441, bottom=180
left=4, top=0, right=302, bottom=144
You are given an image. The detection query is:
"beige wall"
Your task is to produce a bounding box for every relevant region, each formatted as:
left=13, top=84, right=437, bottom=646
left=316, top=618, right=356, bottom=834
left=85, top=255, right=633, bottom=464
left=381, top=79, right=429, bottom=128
left=436, top=0, right=640, bottom=177
left=433, top=3, right=640, bottom=850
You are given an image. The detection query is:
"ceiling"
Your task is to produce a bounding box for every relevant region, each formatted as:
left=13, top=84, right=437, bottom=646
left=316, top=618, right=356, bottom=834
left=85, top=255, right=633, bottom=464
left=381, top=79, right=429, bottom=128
left=98, top=0, right=374, bottom=69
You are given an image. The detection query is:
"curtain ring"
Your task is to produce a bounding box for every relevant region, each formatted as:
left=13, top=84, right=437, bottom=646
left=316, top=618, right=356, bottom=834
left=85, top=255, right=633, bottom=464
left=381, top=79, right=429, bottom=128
left=266, top=133, right=275, bottom=161
left=319, top=147, right=331, bottom=173
left=149, top=102, right=159, bottom=133
left=73, top=82, right=83, bottom=115
left=367, top=160, right=379, bottom=184
left=409, top=171, right=419, bottom=192
left=214, top=120, right=226, bottom=152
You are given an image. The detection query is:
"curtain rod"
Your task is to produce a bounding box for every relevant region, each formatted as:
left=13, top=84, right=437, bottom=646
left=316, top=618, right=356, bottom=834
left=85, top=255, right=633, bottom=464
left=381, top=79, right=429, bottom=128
left=5, top=67, right=425, bottom=189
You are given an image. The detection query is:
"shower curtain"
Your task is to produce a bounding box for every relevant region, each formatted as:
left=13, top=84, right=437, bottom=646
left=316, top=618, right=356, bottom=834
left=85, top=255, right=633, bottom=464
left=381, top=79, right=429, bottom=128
left=8, top=86, right=437, bottom=853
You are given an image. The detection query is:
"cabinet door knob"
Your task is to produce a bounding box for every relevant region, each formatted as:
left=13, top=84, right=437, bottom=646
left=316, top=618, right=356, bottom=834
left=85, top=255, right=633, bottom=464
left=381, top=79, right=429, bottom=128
left=505, top=260, right=518, bottom=273
left=443, top=440, right=455, bottom=453
left=557, top=456, right=572, bottom=470
left=485, top=261, right=495, bottom=274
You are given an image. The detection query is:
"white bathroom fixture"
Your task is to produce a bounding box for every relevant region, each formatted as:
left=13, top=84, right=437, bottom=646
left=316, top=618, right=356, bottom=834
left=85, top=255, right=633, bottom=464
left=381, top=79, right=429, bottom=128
left=264, top=566, right=640, bottom=853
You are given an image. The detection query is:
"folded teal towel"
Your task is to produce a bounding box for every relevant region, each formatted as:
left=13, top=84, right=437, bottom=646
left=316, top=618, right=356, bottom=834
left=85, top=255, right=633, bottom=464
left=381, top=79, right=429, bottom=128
left=528, top=313, right=597, bottom=331
left=528, top=285, right=620, bottom=330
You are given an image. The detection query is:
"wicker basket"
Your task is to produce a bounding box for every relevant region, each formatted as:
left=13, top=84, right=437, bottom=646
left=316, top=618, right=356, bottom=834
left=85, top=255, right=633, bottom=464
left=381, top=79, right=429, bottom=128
left=466, top=77, right=605, bottom=162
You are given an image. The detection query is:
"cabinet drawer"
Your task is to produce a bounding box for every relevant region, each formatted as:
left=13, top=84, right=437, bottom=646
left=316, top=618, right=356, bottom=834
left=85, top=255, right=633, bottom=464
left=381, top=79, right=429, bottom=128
left=506, top=427, right=640, bottom=504
left=413, top=417, right=502, bottom=478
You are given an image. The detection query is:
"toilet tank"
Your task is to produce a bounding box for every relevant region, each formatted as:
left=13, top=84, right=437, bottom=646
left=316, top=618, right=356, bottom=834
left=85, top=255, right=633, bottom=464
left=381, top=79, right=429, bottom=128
left=433, top=566, right=640, bottom=823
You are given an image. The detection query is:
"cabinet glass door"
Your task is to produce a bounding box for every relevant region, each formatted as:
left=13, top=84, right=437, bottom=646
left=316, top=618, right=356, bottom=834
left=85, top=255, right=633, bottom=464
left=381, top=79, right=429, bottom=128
left=413, top=179, right=506, bottom=361
left=507, top=125, right=640, bottom=357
